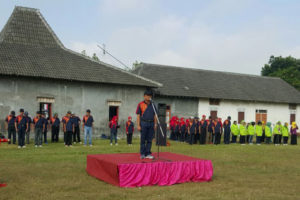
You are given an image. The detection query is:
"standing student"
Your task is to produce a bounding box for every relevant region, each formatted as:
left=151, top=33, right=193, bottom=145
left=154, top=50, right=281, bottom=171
left=62, top=111, right=74, bottom=147
left=50, top=113, right=60, bottom=142
left=247, top=122, right=255, bottom=144
left=239, top=121, right=247, bottom=145
left=169, top=116, right=176, bottom=140
left=261, top=121, right=266, bottom=143
left=62, top=113, right=68, bottom=145
left=5, top=111, right=16, bottom=144
left=255, top=121, right=263, bottom=145
left=230, top=121, right=239, bottom=143
left=72, top=113, right=81, bottom=144
left=179, top=118, right=186, bottom=142
left=200, top=115, right=208, bottom=145
left=188, top=117, right=196, bottom=145
left=15, top=109, right=28, bottom=148
left=136, top=90, right=157, bottom=159
left=282, top=122, right=289, bottom=146
left=223, top=116, right=231, bottom=144
left=246, top=123, right=250, bottom=144
left=126, top=116, right=134, bottom=145
left=273, top=121, right=282, bottom=146
left=24, top=111, right=32, bottom=145
left=194, top=117, right=200, bottom=144
left=265, top=122, right=272, bottom=144
left=208, top=116, right=213, bottom=144
left=83, top=109, right=94, bottom=146
left=109, top=116, right=119, bottom=146
left=185, top=119, right=190, bottom=142
left=33, top=111, right=44, bottom=147
left=290, top=122, right=298, bottom=145
left=41, top=113, right=49, bottom=144
left=213, top=118, right=222, bottom=145
left=175, top=117, right=180, bottom=141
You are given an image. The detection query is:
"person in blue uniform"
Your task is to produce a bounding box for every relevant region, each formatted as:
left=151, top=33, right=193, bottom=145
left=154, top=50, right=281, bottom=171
left=194, top=117, right=200, bottom=144
left=223, top=116, right=231, bottom=144
left=33, top=111, right=45, bottom=147
left=126, top=116, right=134, bottom=145
left=200, top=115, right=208, bottom=145
left=179, top=118, right=186, bottom=142
left=71, top=113, right=81, bottom=144
left=175, top=117, right=180, bottom=141
left=15, top=108, right=28, bottom=148
left=208, top=116, right=213, bottom=144
left=24, top=111, right=32, bottom=145
left=187, top=117, right=196, bottom=145
left=50, top=113, right=60, bottom=142
left=136, top=90, right=157, bottom=159
left=41, top=113, right=49, bottom=144
left=62, top=111, right=74, bottom=147
left=213, top=118, right=222, bottom=145
left=5, top=111, right=16, bottom=144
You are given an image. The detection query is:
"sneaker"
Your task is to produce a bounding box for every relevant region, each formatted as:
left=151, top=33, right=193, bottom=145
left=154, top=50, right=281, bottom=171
left=39, top=145, right=42, bottom=147
left=140, top=155, right=145, bottom=159
left=69, top=145, right=73, bottom=147
left=80, top=142, right=82, bottom=144
left=18, top=146, right=21, bottom=149
left=115, top=143, right=118, bottom=146
left=146, top=155, right=154, bottom=159
left=110, top=143, right=113, bottom=146
left=35, top=145, right=38, bottom=148
left=89, top=144, right=93, bottom=147
left=65, top=145, right=68, bottom=147
left=23, top=146, right=26, bottom=148
left=257, top=144, right=261, bottom=146
left=73, top=142, right=76, bottom=144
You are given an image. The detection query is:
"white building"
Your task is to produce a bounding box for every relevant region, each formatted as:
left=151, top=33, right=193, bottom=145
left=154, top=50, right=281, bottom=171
left=133, top=63, right=300, bottom=126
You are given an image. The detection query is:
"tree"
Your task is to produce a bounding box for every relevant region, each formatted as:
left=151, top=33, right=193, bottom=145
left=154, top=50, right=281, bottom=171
left=261, top=56, right=300, bottom=90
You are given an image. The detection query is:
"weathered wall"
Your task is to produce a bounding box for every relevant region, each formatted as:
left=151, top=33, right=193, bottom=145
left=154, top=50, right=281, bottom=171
left=0, top=76, right=146, bottom=137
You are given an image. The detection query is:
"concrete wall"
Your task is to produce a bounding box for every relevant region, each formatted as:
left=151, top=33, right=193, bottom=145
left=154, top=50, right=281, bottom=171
left=198, top=98, right=300, bottom=126
left=0, top=76, right=147, bottom=137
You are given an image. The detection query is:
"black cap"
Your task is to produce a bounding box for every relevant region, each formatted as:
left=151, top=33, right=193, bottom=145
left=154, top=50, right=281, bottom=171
left=11, top=111, right=15, bottom=115
left=144, top=90, right=153, bottom=96
left=227, top=116, right=231, bottom=120
left=36, top=111, right=41, bottom=114
left=86, top=109, right=91, bottom=113
left=20, top=108, right=24, bottom=112
left=67, top=111, right=71, bottom=114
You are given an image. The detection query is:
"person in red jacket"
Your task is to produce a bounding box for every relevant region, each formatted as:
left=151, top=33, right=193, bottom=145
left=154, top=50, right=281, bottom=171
left=109, top=116, right=120, bottom=146
left=126, top=116, right=134, bottom=146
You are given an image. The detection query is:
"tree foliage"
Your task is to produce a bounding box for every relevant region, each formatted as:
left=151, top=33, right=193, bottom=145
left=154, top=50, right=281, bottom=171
left=261, top=56, right=300, bottom=90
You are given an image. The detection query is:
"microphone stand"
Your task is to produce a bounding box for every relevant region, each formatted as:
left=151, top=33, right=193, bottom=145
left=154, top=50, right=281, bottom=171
left=150, top=99, right=165, bottom=160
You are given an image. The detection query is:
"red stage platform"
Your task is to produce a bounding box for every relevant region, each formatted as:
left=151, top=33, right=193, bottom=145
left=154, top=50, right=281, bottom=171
left=86, top=152, right=213, bottom=187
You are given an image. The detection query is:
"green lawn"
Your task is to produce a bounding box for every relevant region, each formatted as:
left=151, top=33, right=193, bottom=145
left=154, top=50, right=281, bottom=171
left=0, top=139, right=299, bottom=200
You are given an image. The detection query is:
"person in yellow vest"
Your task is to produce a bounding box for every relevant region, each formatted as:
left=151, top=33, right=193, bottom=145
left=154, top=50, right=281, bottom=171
left=273, top=121, right=282, bottom=146
left=282, top=122, right=289, bottom=146
left=247, top=122, right=255, bottom=145
left=255, top=121, right=263, bottom=145
left=230, top=121, right=239, bottom=143
left=264, top=122, right=272, bottom=144
left=239, top=121, right=247, bottom=145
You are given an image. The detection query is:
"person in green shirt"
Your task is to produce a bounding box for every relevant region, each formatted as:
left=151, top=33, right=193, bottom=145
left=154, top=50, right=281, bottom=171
left=273, top=121, right=282, bottom=146
left=264, top=122, right=272, bottom=144
left=282, top=122, right=289, bottom=145
left=247, top=122, right=255, bottom=145
left=239, top=121, right=247, bottom=145
left=255, top=121, right=263, bottom=145
left=230, top=121, right=239, bottom=143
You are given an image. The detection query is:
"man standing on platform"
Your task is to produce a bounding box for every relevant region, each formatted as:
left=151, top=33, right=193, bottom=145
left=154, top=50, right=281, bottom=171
left=136, top=90, right=157, bottom=159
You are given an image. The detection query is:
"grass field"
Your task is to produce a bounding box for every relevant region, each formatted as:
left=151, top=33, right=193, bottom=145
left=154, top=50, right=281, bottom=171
left=0, top=138, right=300, bottom=200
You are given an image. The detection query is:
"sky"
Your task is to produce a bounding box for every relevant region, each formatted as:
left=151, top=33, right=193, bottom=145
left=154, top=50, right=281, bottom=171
left=1, top=0, right=300, bottom=74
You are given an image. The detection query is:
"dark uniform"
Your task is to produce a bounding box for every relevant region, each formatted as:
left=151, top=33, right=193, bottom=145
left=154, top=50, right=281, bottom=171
left=200, top=120, right=208, bottom=144
left=213, top=121, right=222, bottom=145
left=126, top=119, right=134, bottom=145
left=42, top=117, right=49, bottom=144
left=62, top=116, right=74, bottom=146
left=72, top=116, right=81, bottom=143
left=15, top=114, right=28, bottom=147
left=136, top=101, right=156, bottom=157
left=50, top=117, right=60, bottom=142
left=5, top=113, right=16, bottom=144
left=33, top=115, right=44, bottom=146
left=179, top=120, right=186, bottom=142
left=194, top=118, right=200, bottom=144
left=25, top=115, right=32, bottom=144
left=223, top=119, right=231, bottom=144
left=188, top=120, right=196, bottom=145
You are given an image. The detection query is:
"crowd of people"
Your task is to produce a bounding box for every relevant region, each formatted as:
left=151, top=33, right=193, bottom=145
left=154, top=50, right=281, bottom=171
left=169, top=115, right=299, bottom=146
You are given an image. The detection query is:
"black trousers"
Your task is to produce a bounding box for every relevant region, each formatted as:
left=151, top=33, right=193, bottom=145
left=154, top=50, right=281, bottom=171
left=189, top=133, right=194, bottom=145
left=73, top=126, right=80, bottom=142
left=224, top=130, right=230, bottom=144
left=291, top=134, right=297, bottom=145
left=43, top=130, right=48, bottom=143
left=231, top=135, right=237, bottom=143
left=240, top=135, right=246, bottom=144
left=214, top=132, right=221, bottom=144
left=127, top=133, right=133, bottom=144
left=200, top=130, right=207, bottom=145
left=66, top=131, right=73, bottom=146
left=194, top=134, right=200, bottom=144
left=51, top=126, right=59, bottom=142
left=283, top=136, right=288, bottom=144
left=8, top=126, right=16, bottom=144
left=246, top=135, right=250, bottom=144
left=265, top=137, right=271, bottom=144
left=256, top=136, right=261, bottom=144
left=18, top=128, right=26, bottom=147
left=273, top=134, right=282, bottom=144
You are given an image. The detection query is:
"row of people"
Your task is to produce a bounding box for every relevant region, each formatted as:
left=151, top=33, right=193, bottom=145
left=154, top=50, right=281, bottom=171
left=169, top=115, right=299, bottom=145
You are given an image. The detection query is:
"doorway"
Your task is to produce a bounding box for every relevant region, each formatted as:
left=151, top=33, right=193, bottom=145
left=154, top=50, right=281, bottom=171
left=109, top=106, right=119, bottom=121
left=40, top=103, right=52, bottom=119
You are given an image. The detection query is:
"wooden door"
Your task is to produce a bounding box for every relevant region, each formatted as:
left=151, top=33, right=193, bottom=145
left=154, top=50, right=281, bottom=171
left=238, top=112, right=244, bottom=124
left=290, top=114, right=296, bottom=124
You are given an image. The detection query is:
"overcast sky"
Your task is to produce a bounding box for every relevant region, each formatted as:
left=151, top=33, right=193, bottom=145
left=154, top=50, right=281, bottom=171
left=1, top=0, right=300, bottom=74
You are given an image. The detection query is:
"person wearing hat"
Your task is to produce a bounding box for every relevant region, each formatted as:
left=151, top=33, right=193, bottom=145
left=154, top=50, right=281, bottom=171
left=136, top=90, right=157, bottom=159
left=282, top=122, right=289, bottom=146
left=15, top=108, right=28, bottom=148
left=50, top=113, right=60, bottom=142
left=24, top=111, right=32, bottom=145
left=200, top=115, right=208, bottom=145
left=223, top=116, right=231, bottom=144
left=71, top=113, right=81, bottom=144
left=33, top=111, right=44, bottom=147
left=273, top=121, right=282, bottom=146
left=82, top=109, right=94, bottom=146
left=212, top=118, right=222, bottom=145
left=230, top=121, right=239, bottom=143
left=239, top=120, right=247, bottom=145
left=187, top=117, right=196, bottom=145
left=265, top=122, right=272, bottom=144
left=255, top=121, right=263, bottom=145
left=5, top=111, right=16, bottom=144
left=62, top=111, right=74, bottom=147
left=41, top=113, right=49, bottom=144
left=290, top=122, right=298, bottom=145
left=126, top=116, right=134, bottom=145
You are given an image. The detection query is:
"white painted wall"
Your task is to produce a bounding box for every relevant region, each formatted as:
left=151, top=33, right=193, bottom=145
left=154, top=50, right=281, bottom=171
left=198, top=99, right=300, bottom=126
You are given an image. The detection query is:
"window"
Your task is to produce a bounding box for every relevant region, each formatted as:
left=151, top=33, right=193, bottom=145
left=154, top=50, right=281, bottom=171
left=289, top=104, right=297, bottom=110
left=209, top=98, right=220, bottom=105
